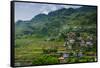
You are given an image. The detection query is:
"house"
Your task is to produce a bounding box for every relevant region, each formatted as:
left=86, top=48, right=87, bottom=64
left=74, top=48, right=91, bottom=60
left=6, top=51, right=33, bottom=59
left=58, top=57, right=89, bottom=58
left=58, top=57, right=65, bottom=63
left=63, top=53, right=69, bottom=58
left=86, top=41, right=93, bottom=47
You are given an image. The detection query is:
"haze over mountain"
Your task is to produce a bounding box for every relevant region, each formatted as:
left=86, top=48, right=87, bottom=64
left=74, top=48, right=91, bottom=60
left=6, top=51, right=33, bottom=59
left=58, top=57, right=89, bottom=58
left=15, top=2, right=82, bottom=21
left=15, top=6, right=97, bottom=39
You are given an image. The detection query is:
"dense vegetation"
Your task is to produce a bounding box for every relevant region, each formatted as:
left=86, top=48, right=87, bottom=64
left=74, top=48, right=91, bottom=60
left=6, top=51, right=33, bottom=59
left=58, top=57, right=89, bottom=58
left=15, top=6, right=97, bottom=66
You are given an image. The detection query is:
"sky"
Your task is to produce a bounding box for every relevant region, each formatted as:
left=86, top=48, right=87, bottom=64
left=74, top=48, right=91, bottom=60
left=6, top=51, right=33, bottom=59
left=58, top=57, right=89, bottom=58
left=15, top=2, right=82, bottom=22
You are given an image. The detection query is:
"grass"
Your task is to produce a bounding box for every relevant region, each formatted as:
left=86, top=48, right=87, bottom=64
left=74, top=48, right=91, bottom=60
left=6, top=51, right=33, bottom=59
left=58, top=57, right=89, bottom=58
left=15, top=37, right=64, bottom=63
left=15, top=37, right=97, bottom=66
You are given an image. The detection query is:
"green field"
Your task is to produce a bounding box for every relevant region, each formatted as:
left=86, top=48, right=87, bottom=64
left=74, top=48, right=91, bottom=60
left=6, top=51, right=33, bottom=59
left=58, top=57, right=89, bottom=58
left=15, top=37, right=63, bottom=65
left=15, top=36, right=97, bottom=66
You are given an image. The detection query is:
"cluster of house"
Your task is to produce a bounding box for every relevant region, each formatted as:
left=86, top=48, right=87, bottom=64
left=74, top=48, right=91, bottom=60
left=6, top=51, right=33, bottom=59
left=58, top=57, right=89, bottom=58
left=64, top=32, right=94, bottom=49
left=58, top=32, right=95, bottom=63
left=58, top=51, right=83, bottom=63
left=43, top=32, right=95, bottom=63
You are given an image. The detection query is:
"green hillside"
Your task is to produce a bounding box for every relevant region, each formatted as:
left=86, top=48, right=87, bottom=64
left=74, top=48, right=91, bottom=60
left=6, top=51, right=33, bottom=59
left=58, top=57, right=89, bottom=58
left=15, top=6, right=97, bottom=39
left=15, top=6, right=97, bottom=66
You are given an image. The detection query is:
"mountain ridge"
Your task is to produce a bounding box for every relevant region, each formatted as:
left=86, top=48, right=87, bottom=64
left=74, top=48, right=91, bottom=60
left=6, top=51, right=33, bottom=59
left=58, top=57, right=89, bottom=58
left=15, top=6, right=97, bottom=39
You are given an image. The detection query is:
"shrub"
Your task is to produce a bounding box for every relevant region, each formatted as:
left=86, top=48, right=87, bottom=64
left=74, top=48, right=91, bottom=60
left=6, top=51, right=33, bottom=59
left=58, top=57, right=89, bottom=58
left=32, top=55, right=59, bottom=65
left=42, top=48, right=57, bottom=54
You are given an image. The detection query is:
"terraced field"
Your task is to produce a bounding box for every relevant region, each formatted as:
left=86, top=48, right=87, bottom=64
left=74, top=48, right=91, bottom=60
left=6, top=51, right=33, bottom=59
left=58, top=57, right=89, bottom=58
left=15, top=37, right=97, bottom=66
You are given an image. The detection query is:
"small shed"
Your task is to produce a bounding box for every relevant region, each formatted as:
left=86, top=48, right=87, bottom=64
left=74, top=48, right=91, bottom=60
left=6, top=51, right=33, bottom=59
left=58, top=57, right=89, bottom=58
left=58, top=57, right=66, bottom=63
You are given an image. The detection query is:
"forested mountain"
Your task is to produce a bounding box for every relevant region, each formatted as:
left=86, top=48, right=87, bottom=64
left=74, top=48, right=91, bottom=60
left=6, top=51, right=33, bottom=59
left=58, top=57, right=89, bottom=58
left=15, top=6, right=97, bottom=39
left=15, top=5, right=97, bottom=66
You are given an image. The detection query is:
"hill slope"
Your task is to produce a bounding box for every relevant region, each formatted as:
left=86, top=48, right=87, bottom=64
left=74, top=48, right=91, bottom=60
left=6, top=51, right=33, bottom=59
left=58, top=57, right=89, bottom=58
left=15, top=6, right=97, bottom=39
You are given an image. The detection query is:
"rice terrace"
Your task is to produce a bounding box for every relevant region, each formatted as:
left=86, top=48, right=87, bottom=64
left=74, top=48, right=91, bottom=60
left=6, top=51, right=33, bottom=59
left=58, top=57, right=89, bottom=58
left=13, top=1, right=97, bottom=66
